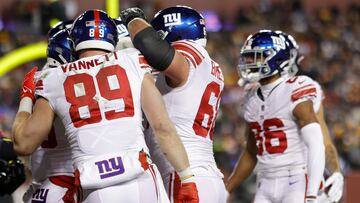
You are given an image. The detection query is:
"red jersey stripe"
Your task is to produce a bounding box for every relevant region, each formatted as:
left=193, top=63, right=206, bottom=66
left=304, top=174, right=308, bottom=201
left=93, top=10, right=100, bottom=39
left=291, top=88, right=317, bottom=101
left=174, top=41, right=204, bottom=58
left=172, top=42, right=203, bottom=66
left=148, top=165, right=159, bottom=201
left=139, top=55, right=149, bottom=66
left=177, top=50, right=197, bottom=67
left=292, top=84, right=315, bottom=94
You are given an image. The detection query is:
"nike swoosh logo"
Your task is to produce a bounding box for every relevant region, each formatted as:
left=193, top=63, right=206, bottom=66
left=298, top=80, right=306, bottom=85
left=22, top=87, right=33, bottom=93
left=289, top=180, right=299, bottom=185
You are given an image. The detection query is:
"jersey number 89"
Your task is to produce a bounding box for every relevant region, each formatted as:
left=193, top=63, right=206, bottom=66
left=63, top=65, right=134, bottom=128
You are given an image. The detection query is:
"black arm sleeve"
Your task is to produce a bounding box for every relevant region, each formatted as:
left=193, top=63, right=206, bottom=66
left=133, top=27, right=175, bottom=71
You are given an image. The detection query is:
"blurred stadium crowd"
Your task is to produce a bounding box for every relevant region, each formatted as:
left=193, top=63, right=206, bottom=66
left=0, top=0, right=359, bottom=202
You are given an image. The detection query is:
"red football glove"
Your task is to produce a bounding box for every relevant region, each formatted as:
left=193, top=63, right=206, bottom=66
left=20, top=67, right=38, bottom=103
left=178, top=182, right=199, bottom=203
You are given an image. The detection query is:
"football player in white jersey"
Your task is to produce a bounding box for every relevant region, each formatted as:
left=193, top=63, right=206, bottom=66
left=120, top=6, right=227, bottom=203
left=278, top=31, right=344, bottom=203
left=22, top=27, right=76, bottom=203
left=225, top=30, right=325, bottom=203
left=12, top=9, right=198, bottom=203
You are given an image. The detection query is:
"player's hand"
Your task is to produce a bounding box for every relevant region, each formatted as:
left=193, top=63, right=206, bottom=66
left=178, top=177, right=199, bottom=203
left=305, top=196, right=318, bottom=203
left=20, top=67, right=38, bottom=103
left=120, top=7, right=147, bottom=27
left=325, top=172, right=344, bottom=202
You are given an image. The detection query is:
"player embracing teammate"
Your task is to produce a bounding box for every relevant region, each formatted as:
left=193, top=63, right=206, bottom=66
left=12, top=9, right=200, bottom=203
left=11, top=5, right=343, bottom=203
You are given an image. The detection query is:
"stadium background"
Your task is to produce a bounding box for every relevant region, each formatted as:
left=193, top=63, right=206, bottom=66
left=0, top=0, right=359, bottom=202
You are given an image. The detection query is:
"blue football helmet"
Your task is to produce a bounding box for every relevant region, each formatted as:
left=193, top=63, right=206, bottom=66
left=47, top=29, right=75, bottom=67
left=275, top=31, right=302, bottom=77
left=48, top=20, right=74, bottom=39
left=151, top=5, right=207, bottom=47
left=69, top=9, right=118, bottom=52
left=238, top=30, right=291, bottom=83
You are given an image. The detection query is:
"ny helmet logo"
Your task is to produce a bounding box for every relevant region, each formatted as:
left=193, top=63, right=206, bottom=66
left=95, top=156, right=125, bottom=179
left=163, top=13, right=182, bottom=27
left=271, top=36, right=286, bottom=50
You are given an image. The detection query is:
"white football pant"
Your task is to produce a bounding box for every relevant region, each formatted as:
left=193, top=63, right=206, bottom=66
left=254, top=173, right=307, bottom=203
left=164, top=170, right=228, bottom=203
left=81, top=165, right=169, bottom=203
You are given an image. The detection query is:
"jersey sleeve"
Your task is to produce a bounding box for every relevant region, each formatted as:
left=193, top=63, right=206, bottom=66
left=287, top=75, right=318, bottom=111
left=138, top=54, right=160, bottom=79
left=312, top=81, right=324, bottom=112
left=34, top=68, right=59, bottom=111
left=171, top=40, right=206, bottom=68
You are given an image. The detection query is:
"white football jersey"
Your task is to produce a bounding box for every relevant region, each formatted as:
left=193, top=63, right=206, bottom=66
left=35, top=48, right=149, bottom=167
left=243, top=75, right=320, bottom=173
left=145, top=40, right=225, bottom=178
left=312, top=80, right=324, bottom=113
left=30, top=64, right=73, bottom=182
left=29, top=117, right=73, bottom=182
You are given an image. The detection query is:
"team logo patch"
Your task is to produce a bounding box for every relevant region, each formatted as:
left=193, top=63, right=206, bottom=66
left=31, top=188, right=49, bottom=203
left=163, top=13, right=182, bottom=27
left=95, top=156, right=125, bottom=179
left=117, top=24, right=129, bottom=37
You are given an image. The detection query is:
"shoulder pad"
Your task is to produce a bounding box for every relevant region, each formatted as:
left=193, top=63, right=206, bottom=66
left=286, top=75, right=317, bottom=102
left=172, top=40, right=206, bottom=67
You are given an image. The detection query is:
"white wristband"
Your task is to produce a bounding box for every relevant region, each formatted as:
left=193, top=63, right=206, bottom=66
left=178, top=167, right=194, bottom=182
left=18, top=97, right=33, bottom=114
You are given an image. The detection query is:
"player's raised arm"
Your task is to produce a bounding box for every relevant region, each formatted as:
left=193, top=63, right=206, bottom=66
left=140, top=74, right=189, bottom=171
left=293, top=100, right=325, bottom=202
left=12, top=68, right=54, bottom=156
left=140, top=74, right=199, bottom=202
left=226, top=124, right=258, bottom=193
left=120, top=8, right=189, bottom=87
